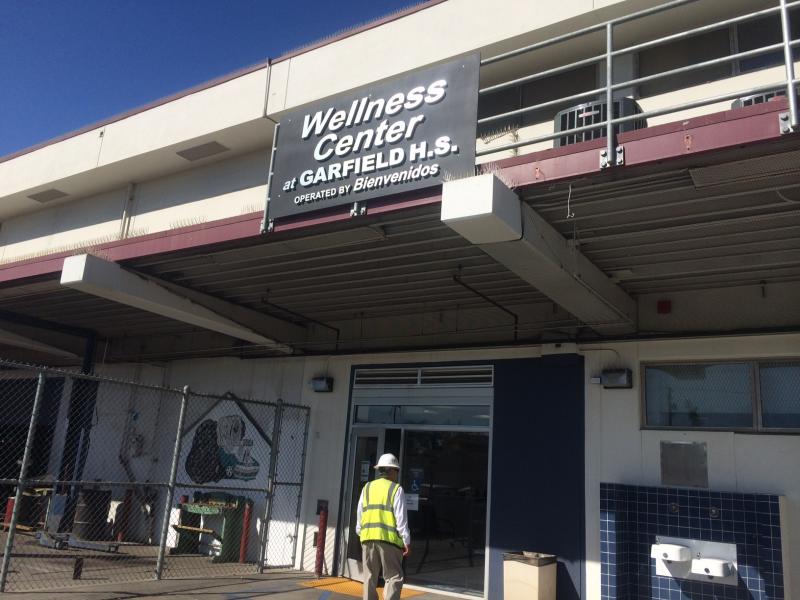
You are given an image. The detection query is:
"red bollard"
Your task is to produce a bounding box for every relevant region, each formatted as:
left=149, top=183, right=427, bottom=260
left=3, top=498, right=14, bottom=529
left=314, top=508, right=328, bottom=578
left=239, top=501, right=252, bottom=563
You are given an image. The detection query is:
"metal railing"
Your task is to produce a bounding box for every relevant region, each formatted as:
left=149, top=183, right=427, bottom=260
left=476, top=0, right=800, bottom=160
left=0, top=359, right=310, bottom=592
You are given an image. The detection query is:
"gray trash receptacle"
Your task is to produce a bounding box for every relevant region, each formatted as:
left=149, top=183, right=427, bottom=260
left=503, top=552, right=556, bottom=600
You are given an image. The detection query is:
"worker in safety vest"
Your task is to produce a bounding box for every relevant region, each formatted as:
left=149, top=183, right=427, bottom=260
left=355, top=453, right=411, bottom=600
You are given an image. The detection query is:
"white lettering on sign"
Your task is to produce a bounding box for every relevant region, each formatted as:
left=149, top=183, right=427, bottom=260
left=294, top=186, right=339, bottom=205
left=300, top=81, right=447, bottom=140
left=284, top=78, right=457, bottom=197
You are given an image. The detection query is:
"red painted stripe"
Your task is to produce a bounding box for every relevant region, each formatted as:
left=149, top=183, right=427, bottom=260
left=619, top=97, right=788, bottom=141
left=0, top=212, right=263, bottom=284
left=620, top=101, right=788, bottom=167
left=270, top=190, right=442, bottom=233
left=488, top=141, right=604, bottom=188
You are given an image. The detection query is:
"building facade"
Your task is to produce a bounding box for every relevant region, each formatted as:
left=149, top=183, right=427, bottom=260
left=0, top=0, right=798, bottom=599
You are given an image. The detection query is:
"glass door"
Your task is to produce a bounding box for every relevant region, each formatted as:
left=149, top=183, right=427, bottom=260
left=402, top=430, right=489, bottom=596
left=342, top=428, right=401, bottom=580
left=341, top=425, right=488, bottom=596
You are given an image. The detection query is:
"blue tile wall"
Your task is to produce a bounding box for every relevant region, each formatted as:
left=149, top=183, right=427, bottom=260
left=600, top=483, right=784, bottom=600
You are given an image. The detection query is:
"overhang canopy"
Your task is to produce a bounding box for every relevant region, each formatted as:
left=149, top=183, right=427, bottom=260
left=60, top=254, right=298, bottom=353
left=0, top=327, right=78, bottom=359
left=0, top=123, right=797, bottom=365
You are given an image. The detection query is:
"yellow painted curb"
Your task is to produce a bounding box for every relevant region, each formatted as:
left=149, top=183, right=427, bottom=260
left=301, top=577, right=424, bottom=598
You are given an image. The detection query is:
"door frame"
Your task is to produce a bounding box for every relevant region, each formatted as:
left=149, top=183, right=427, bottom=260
left=340, top=427, right=386, bottom=581
left=337, top=362, right=495, bottom=598
left=340, top=422, right=492, bottom=593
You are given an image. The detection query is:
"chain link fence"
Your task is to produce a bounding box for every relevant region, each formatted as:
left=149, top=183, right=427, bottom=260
left=0, top=360, right=310, bottom=592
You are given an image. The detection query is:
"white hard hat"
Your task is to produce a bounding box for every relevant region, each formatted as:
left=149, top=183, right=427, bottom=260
left=374, top=453, right=400, bottom=470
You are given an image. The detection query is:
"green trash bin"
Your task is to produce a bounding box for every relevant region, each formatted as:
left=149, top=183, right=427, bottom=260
left=503, top=551, right=556, bottom=600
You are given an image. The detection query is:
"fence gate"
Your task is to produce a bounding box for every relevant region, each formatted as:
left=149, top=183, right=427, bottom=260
left=259, top=403, right=311, bottom=570
left=0, top=360, right=311, bottom=593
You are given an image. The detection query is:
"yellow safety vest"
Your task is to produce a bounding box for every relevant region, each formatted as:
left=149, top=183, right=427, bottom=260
left=360, top=477, right=404, bottom=548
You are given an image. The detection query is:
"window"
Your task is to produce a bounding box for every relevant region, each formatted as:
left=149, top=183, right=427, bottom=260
left=737, top=10, right=800, bottom=73
left=645, top=363, right=752, bottom=428
left=760, top=362, right=800, bottom=428
left=643, top=360, right=800, bottom=432
left=636, top=10, right=800, bottom=98
left=355, top=405, right=490, bottom=427
left=477, top=64, right=597, bottom=137
left=638, top=29, right=732, bottom=97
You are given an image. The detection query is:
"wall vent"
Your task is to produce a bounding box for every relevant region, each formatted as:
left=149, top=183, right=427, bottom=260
left=27, top=188, right=68, bottom=203
left=354, top=365, right=494, bottom=388
left=554, top=98, right=647, bottom=147
left=176, top=141, right=230, bottom=162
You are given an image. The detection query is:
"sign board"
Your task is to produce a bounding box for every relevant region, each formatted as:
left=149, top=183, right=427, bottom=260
left=267, top=54, right=479, bottom=220
left=405, top=493, right=419, bottom=512
left=409, top=467, right=424, bottom=494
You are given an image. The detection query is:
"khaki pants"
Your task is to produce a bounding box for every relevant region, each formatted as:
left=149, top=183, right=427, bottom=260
left=362, top=541, right=404, bottom=600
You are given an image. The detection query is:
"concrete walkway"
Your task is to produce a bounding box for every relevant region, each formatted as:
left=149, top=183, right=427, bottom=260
left=0, top=571, right=454, bottom=599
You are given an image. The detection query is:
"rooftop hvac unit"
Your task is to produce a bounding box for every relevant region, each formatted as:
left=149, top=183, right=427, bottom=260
left=554, top=98, right=646, bottom=147
left=731, top=89, right=785, bottom=109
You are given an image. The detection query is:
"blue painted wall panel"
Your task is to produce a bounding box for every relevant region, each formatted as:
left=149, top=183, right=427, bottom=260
left=491, top=355, right=586, bottom=600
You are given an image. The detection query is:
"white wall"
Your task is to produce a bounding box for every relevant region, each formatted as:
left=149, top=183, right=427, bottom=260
left=97, top=69, right=268, bottom=167
left=73, top=332, right=799, bottom=597
left=82, top=363, right=173, bottom=485
left=583, top=333, right=800, bottom=600
left=0, top=187, right=127, bottom=264
left=0, top=151, right=267, bottom=264
left=128, top=150, right=267, bottom=235
left=0, top=68, right=269, bottom=203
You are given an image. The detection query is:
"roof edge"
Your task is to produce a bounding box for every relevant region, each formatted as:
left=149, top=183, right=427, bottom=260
left=0, top=60, right=270, bottom=166
left=271, top=0, right=448, bottom=64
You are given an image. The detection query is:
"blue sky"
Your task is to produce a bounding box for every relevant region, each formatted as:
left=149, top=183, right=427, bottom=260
left=0, top=0, right=420, bottom=157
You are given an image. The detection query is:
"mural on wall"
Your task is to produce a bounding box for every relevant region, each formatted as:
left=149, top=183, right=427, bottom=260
left=185, top=415, right=259, bottom=483
left=178, top=401, right=271, bottom=489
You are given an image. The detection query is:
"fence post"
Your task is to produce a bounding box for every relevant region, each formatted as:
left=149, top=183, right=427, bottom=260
left=154, top=385, right=189, bottom=580
left=605, top=21, right=615, bottom=166
left=258, top=397, right=284, bottom=574
left=780, top=0, right=798, bottom=128
left=0, top=372, right=46, bottom=592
